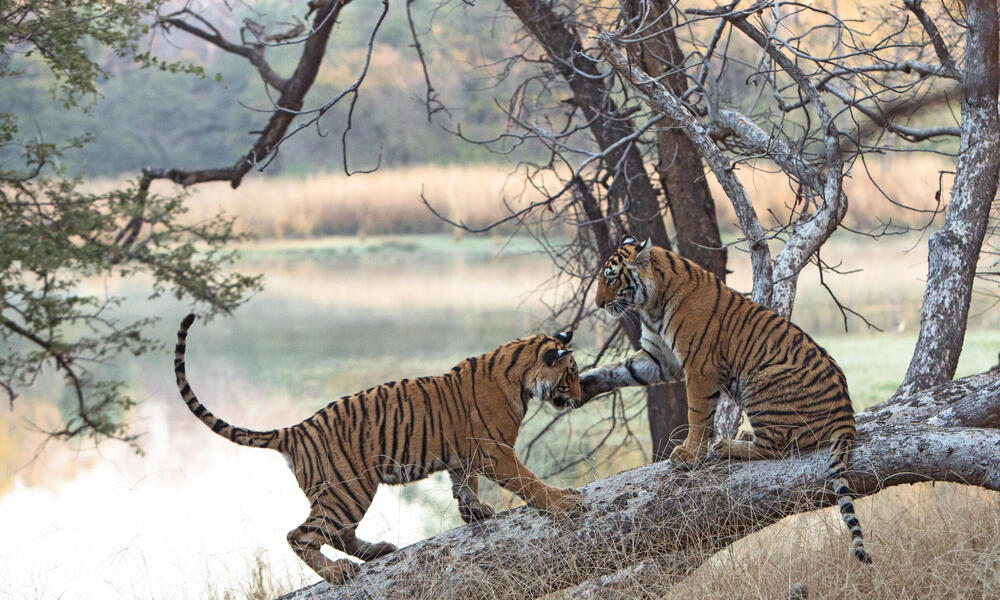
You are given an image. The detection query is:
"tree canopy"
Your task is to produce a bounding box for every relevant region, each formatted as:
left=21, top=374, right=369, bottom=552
left=0, top=0, right=260, bottom=445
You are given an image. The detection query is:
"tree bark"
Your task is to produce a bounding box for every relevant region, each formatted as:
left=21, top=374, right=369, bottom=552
left=898, top=0, right=1000, bottom=397
left=277, top=369, right=1000, bottom=600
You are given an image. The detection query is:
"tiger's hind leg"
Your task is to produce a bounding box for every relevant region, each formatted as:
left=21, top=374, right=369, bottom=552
left=449, top=468, right=495, bottom=523
left=286, top=503, right=360, bottom=584
left=287, top=494, right=397, bottom=584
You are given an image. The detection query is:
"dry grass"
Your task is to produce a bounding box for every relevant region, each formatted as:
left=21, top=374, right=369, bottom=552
left=660, top=482, right=1000, bottom=600
left=136, top=165, right=551, bottom=239
left=707, top=154, right=952, bottom=233
left=85, top=155, right=953, bottom=240
left=206, top=549, right=310, bottom=600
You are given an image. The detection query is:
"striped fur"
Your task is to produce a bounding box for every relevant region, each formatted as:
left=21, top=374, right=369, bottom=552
left=580, top=236, right=871, bottom=563
left=174, top=314, right=584, bottom=584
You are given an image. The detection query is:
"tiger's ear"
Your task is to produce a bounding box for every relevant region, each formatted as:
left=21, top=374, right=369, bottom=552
left=620, top=233, right=636, bottom=247
left=553, top=330, right=573, bottom=345
left=633, top=238, right=653, bottom=267
left=543, top=348, right=572, bottom=367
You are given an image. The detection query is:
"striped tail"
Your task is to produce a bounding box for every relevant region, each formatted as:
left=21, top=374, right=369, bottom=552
left=829, top=435, right=871, bottom=563
left=175, top=314, right=284, bottom=450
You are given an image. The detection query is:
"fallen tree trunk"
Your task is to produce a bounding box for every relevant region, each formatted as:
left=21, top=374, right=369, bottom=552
left=279, top=370, right=1000, bottom=600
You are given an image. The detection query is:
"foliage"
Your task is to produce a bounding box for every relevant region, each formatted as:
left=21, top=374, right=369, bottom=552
left=0, top=0, right=260, bottom=446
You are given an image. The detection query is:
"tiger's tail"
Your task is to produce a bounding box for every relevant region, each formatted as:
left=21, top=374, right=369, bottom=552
left=829, top=435, right=871, bottom=563
left=175, top=314, right=284, bottom=451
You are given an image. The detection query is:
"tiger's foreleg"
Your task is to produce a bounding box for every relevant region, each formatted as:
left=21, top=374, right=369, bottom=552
left=448, top=468, right=495, bottom=523
left=669, top=376, right=721, bottom=469
left=479, top=445, right=585, bottom=517
left=579, top=346, right=680, bottom=404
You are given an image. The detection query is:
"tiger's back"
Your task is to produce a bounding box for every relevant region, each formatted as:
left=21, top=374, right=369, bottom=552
left=174, top=314, right=584, bottom=584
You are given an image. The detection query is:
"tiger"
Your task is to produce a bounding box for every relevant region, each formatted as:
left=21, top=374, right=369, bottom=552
left=578, top=235, right=871, bottom=563
left=173, top=314, right=586, bottom=584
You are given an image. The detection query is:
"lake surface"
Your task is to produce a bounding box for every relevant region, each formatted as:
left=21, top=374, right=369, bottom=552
left=1, top=234, right=996, bottom=599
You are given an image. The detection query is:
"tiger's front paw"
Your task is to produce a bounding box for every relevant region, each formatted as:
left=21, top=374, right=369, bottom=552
left=544, top=488, right=587, bottom=518
left=669, top=444, right=706, bottom=471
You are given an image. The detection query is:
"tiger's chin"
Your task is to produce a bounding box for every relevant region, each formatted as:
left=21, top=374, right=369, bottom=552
left=602, top=300, right=634, bottom=318
left=549, top=397, right=579, bottom=411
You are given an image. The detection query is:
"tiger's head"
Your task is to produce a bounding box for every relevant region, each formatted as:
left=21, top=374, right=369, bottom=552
left=530, top=330, right=582, bottom=409
left=595, top=234, right=654, bottom=315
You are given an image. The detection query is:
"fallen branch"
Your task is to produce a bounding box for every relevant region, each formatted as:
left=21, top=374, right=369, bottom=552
left=278, top=370, right=1000, bottom=600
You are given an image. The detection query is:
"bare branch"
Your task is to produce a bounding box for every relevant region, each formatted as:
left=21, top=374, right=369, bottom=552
left=159, top=9, right=288, bottom=91
left=825, top=84, right=961, bottom=142
left=405, top=0, right=449, bottom=122
left=146, top=0, right=357, bottom=188
left=903, top=0, right=964, bottom=80
left=720, top=10, right=847, bottom=317
left=598, top=34, right=774, bottom=307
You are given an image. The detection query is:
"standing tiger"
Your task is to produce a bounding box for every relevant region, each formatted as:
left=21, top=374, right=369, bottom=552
left=174, top=314, right=585, bottom=584
left=579, top=235, right=871, bottom=563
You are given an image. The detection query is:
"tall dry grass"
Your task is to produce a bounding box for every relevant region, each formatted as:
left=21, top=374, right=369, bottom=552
left=707, top=154, right=952, bottom=233
left=172, top=165, right=552, bottom=239
left=650, top=482, right=1000, bottom=600
left=87, top=155, right=953, bottom=240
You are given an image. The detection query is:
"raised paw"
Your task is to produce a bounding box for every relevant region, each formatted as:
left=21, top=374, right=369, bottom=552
left=459, top=500, right=496, bottom=524
left=544, top=487, right=587, bottom=518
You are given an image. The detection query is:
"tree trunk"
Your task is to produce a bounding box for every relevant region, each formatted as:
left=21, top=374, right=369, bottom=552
left=622, top=0, right=727, bottom=280
left=504, top=0, right=684, bottom=456
left=277, top=369, right=1000, bottom=600
left=502, top=0, right=668, bottom=249
left=898, top=0, right=1000, bottom=396
left=620, top=0, right=729, bottom=455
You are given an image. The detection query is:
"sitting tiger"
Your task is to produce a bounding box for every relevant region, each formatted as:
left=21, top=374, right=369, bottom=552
left=579, top=235, right=871, bottom=563
left=174, top=314, right=585, bottom=584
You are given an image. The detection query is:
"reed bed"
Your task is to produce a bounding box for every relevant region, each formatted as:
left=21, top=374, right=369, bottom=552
left=85, top=155, right=953, bottom=240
